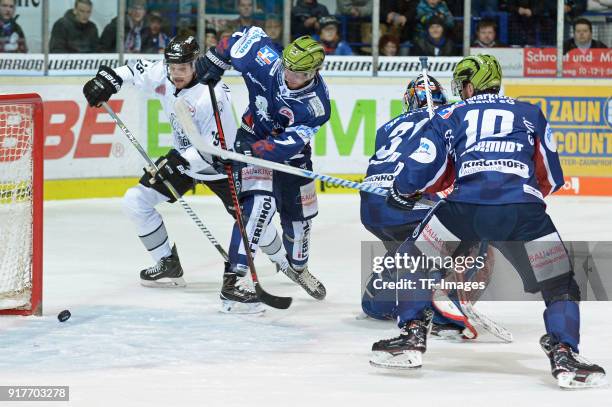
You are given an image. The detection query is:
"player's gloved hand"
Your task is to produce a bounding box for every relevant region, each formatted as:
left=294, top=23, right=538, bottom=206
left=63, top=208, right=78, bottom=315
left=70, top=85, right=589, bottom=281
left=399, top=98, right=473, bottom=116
left=146, top=150, right=189, bottom=185
left=82, top=65, right=123, bottom=107
left=195, top=47, right=232, bottom=85
left=212, top=156, right=231, bottom=173
left=233, top=131, right=255, bottom=157
left=386, top=183, right=422, bottom=211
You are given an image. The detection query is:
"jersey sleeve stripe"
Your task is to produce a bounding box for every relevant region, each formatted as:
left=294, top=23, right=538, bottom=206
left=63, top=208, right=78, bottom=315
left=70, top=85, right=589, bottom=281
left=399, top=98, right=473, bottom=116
left=533, top=138, right=557, bottom=197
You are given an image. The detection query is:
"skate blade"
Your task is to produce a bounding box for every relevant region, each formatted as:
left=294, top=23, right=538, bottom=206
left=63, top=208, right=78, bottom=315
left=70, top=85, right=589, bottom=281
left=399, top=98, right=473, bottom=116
left=369, top=350, right=422, bottom=369
left=220, top=300, right=265, bottom=314
left=557, top=372, right=608, bottom=389
left=140, top=277, right=186, bottom=288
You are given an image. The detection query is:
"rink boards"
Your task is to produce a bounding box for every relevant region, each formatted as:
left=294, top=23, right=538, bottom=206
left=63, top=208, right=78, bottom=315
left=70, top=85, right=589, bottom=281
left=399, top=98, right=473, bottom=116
left=0, top=76, right=610, bottom=199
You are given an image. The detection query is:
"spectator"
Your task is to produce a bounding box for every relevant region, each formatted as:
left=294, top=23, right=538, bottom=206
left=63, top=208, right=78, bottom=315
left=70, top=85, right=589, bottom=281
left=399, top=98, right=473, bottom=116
left=507, top=0, right=550, bottom=46
left=228, top=0, right=262, bottom=32
left=338, top=0, right=373, bottom=49
left=99, top=0, right=152, bottom=52
left=49, top=0, right=99, bottom=53
left=563, top=17, right=608, bottom=54
left=264, top=14, right=283, bottom=44
left=205, top=28, right=218, bottom=48
left=380, top=0, right=418, bottom=43
left=0, top=0, right=26, bottom=53
left=412, top=15, right=456, bottom=56
left=415, top=0, right=454, bottom=39
left=563, top=0, right=587, bottom=38
left=291, top=0, right=329, bottom=39
left=471, top=19, right=505, bottom=48
left=316, top=15, right=353, bottom=55
left=379, top=34, right=400, bottom=56
left=337, top=0, right=373, bottom=17
left=142, top=11, right=168, bottom=53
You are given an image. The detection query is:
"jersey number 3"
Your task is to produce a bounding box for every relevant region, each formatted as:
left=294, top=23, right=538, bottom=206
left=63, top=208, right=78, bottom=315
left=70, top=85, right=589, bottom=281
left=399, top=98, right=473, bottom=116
left=464, top=108, right=514, bottom=148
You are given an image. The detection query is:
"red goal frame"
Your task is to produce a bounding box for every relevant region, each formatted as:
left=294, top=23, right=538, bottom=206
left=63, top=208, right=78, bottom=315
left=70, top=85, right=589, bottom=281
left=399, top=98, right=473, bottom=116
left=0, top=93, right=43, bottom=316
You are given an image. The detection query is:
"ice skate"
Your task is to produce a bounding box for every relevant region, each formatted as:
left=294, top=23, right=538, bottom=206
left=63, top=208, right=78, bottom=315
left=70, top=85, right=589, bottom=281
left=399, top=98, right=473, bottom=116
left=540, top=334, right=607, bottom=389
left=370, top=309, right=433, bottom=369
left=140, top=244, right=186, bottom=287
left=220, top=263, right=264, bottom=314
left=278, top=259, right=326, bottom=300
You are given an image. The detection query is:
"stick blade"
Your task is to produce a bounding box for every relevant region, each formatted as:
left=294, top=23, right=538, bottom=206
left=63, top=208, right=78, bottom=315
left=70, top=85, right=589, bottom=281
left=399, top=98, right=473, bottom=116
left=256, top=285, right=293, bottom=309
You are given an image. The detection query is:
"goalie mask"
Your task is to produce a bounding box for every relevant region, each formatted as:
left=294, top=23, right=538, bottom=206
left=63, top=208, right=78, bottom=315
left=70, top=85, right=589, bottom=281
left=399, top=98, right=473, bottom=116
left=403, top=74, right=447, bottom=113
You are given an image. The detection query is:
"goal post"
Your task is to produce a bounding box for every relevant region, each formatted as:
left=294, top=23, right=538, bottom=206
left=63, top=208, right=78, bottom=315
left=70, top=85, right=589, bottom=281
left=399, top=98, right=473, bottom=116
left=0, top=93, right=43, bottom=316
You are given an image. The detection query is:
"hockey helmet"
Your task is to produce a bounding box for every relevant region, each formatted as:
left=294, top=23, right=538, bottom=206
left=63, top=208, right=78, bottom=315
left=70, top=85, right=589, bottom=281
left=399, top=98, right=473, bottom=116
left=452, top=54, right=502, bottom=97
left=164, top=34, right=200, bottom=65
left=282, top=36, right=325, bottom=74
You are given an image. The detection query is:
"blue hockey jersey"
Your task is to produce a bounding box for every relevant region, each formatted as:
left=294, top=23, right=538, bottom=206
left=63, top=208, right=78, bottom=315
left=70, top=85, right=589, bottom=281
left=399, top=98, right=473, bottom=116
left=360, top=108, right=443, bottom=228
left=218, top=26, right=331, bottom=163
left=394, top=94, right=565, bottom=204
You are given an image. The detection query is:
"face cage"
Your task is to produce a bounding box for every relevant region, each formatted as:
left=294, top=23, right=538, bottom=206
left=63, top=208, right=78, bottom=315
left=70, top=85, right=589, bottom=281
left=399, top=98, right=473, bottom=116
left=451, top=78, right=465, bottom=97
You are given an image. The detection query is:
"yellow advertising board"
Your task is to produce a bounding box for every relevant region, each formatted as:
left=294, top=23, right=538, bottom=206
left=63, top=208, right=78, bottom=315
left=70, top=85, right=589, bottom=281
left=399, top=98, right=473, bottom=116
left=504, top=83, right=612, bottom=177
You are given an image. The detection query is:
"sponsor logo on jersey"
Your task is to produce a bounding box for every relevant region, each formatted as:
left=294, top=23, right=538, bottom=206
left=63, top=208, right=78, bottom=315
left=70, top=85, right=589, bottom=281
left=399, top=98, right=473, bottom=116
left=308, top=96, right=325, bottom=118
left=409, top=138, right=437, bottom=164
left=279, top=106, right=295, bottom=125
left=459, top=158, right=529, bottom=178
left=231, top=27, right=266, bottom=59
left=256, top=46, right=279, bottom=66
left=438, top=101, right=465, bottom=119
left=254, top=95, right=271, bottom=122
left=544, top=124, right=557, bottom=152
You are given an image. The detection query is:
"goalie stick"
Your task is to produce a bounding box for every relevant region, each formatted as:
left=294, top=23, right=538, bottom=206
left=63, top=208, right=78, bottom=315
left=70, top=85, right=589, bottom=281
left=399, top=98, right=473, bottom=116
left=102, top=102, right=230, bottom=262
left=198, top=85, right=291, bottom=310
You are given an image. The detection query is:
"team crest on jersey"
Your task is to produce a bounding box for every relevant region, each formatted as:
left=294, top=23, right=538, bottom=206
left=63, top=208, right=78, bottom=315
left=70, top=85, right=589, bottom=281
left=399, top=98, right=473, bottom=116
left=255, top=95, right=271, bottom=122
left=279, top=106, right=294, bottom=125
left=256, top=45, right=279, bottom=66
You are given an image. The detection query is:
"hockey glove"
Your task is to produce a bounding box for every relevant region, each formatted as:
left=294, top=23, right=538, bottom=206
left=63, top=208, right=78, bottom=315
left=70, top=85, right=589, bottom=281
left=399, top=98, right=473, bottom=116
left=83, top=65, right=123, bottom=107
left=146, top=150, right=189, bottom=185
left=195, top=47, right=232, bottom=85
left=386, top=183, right=422, bottom=211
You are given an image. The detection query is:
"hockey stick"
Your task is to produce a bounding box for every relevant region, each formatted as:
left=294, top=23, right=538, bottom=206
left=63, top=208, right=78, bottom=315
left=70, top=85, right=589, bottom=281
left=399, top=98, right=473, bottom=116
left=418, top=57, right=435, bottom=119
left=102, top=102, right=230, bottom=262
left=455, top=241, right=513, bottom=343
left=169, top=110, right=436, bottom=208
left=190, top=85, right=292, bottom=310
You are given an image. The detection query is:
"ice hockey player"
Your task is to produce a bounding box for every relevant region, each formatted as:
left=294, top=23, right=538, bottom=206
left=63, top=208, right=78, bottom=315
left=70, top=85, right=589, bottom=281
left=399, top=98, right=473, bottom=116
left=194, top=27, right=329, bottom=300
left=82, top=35, right=279, bottom=313
left=369, top=54, right=606, bottom=389
left=360, top=75, right=481, bottom=339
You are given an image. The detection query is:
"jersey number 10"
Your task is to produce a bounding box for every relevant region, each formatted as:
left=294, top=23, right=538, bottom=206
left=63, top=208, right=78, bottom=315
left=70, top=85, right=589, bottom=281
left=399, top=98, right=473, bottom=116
left=464, top=108, right=514, bottom=148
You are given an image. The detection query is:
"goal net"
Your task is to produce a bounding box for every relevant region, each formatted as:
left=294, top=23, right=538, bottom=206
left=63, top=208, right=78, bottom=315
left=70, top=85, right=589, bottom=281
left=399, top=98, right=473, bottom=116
left=0, top=94, right=43, bottom=316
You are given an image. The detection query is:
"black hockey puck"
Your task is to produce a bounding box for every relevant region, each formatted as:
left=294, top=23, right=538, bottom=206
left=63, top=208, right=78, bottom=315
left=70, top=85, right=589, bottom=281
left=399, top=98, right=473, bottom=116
left=57, top=310, right=71, bottom=322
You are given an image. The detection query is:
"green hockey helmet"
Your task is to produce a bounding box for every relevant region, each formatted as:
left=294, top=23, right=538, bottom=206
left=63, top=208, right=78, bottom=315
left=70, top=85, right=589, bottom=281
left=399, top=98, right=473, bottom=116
left=452, top=54, right=502, bottom=97
left=282, top=36, right=325, bottom=73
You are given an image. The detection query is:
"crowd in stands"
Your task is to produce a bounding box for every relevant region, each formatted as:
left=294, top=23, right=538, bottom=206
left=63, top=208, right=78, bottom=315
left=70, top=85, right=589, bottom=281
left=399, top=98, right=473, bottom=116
left=0, top=0, right=609, bottom=57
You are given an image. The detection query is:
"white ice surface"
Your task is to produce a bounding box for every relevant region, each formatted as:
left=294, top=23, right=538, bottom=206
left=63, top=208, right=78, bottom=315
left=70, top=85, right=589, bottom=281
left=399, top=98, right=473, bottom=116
left=1, top=195, right=611, bottom=406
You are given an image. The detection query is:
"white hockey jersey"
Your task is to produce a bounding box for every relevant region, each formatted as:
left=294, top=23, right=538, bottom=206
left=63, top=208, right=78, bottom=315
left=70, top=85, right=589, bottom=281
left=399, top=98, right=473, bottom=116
left=115, top=59, right=237, bottom=181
